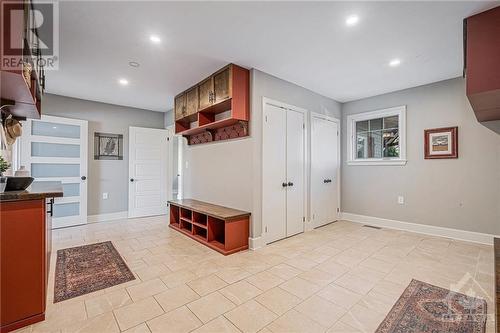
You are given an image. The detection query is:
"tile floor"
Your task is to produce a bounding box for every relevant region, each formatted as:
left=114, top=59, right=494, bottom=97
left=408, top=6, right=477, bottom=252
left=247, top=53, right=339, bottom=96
left=16, top=216, right=495, bottom=333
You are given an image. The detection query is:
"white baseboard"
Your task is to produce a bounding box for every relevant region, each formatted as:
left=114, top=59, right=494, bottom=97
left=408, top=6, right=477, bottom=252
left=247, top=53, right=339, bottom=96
left=341, top=212, right=498, bottom=245
left=87, top=211, right=128, bottom=224
left=249, top=236, right=264, bottom=250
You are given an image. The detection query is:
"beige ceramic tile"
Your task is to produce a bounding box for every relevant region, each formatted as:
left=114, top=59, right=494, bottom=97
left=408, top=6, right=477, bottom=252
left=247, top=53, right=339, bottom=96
left=147, top=306, right=202, bottom=333
left=294, top=295, right=347, bottom=328
left=317, top=283, right=363, bottom=310
left=154, top=285, right=200, bottom=313
left=134, top=264, right=171, bottom=281
left=187, top=292, right=236, bottom=323
left=298, top=268, right=337, bottom=287
left=245, top=271, right=285, bottom=291
left=126, top=278, right=168, bottom=302
left=219, top=280, right=262, bottom=305
left=279, top=277, right=321, bottom=300
left=216, top=267, right=252, bottom=284
left=62, top=312, right=120, bottom=333
left=254, top=287, right=301, bottom=315
left=327, top=321, right=362, bottom=333
left=265, top=309, right=325, bottom=333
left=192, top=316, right=241, bottom=333
left=224, top=300, right=278, bottom=333
left=160, top=269, right=197, bottom=288
left=335, top=273, right=378, bottom=295
left=114, top=297, right=164, bottom=331
left=85, top=289, right=132, bottom=318
left=266, top=264, right=302, bottom=280
left=188, top=274, right=228, bottom=296
left=123, top=323, right=151, bottom=333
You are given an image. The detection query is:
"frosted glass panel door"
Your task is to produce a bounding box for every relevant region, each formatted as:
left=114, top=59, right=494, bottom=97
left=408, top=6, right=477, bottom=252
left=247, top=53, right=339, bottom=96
left=21, top=115, right=88, bottom=229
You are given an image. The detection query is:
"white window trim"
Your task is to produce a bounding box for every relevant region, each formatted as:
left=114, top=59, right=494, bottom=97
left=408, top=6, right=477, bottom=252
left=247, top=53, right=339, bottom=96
left=347, top=105, right=407, bottom=166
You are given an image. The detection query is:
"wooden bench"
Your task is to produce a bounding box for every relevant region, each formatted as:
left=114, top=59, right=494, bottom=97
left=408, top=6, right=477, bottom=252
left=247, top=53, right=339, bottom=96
left=168, top=199, right=250, bottom=255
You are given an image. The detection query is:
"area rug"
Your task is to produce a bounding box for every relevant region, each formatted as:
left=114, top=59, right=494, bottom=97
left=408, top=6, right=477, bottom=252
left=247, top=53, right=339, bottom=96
left=54, top=241, right=135, bottom=302
left=376, top=279, right=487, bottom=333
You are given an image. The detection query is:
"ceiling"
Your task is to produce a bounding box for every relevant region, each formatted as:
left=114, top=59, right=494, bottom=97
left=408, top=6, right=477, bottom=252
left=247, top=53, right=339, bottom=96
left=45, top=1, right=498, bottom=112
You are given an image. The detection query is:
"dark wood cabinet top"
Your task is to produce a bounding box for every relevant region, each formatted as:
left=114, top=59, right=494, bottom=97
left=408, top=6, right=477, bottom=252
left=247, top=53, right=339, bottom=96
left=0, top=181, right=63, bottom=202
left=169, top=199, right=251, bottom=220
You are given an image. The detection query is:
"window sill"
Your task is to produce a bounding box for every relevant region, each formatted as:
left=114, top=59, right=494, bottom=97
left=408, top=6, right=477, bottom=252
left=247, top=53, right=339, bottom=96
left=347, top=159, right=407, bottom=166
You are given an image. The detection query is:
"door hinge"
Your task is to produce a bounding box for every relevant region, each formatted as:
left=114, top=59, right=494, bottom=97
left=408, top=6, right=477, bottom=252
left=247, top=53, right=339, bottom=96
left=337, top=208, right=340, bottom=212
left=265, top=226, right=268, bottom=233
left=303, top=217, right=305, bottom=222
left=303, top=123, right=305, bottom=130
left=265, top=115, right=268, bottom=123
left=167, top=137, right=170, bottom=141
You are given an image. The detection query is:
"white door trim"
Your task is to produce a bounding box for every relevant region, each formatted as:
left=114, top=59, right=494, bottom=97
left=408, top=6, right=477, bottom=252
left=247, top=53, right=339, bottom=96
left=262, top=97, right=308, bottom=245
left=310, top=112, right=341, bottom=229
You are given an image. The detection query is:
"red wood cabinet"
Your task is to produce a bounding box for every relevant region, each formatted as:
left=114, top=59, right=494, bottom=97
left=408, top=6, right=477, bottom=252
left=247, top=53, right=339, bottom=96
left=0, top=199, right=52, bottom=333
left=174, top=64, right=250, bottom=145
left=169, top=199, right=250, bottom=255
left=465, top=6, right=500, bottom=123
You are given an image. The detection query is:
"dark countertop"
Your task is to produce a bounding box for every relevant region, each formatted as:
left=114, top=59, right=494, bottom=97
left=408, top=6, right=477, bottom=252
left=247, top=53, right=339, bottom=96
left=0, top=181, right=64, bottom=202
left=168, top=199, right=251, bottom=220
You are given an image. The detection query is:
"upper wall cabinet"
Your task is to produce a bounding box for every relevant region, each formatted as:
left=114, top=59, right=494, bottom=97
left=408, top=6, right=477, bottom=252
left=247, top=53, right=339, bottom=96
left=465, top=6, right=500, bottom=132
left=174, top=64, right=250, bottom=145
left=0, top=0, right=45, bottom=119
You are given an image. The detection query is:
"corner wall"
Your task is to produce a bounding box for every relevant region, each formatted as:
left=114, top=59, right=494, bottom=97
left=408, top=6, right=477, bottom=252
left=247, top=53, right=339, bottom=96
left=341, top=77, right=500, bottom=235
left=43, top=94, right=165, bottom=216
left=183, top=69, right=342, bottom=240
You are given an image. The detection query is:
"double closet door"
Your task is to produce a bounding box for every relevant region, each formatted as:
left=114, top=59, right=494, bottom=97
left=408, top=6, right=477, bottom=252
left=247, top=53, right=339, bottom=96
left=311, top=115, right=339, bottom=228
left=263, top=101, right=306, bottom=244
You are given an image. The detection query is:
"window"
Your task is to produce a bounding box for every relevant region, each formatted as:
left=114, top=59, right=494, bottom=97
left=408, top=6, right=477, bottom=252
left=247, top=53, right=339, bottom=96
left=347, top=106, right=406, bottom=165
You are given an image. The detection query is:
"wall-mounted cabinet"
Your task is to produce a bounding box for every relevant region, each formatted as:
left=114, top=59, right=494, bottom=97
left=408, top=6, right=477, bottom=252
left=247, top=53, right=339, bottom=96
left=465, top=6, right=500, bottom=133
left=174, top=64, right=249, bottom=145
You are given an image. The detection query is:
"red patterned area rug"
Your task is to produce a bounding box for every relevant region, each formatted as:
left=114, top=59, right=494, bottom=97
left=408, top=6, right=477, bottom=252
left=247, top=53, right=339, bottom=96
left=54, top=241, right=135, bottom=303
left=376, top=279, right=487, bottom=333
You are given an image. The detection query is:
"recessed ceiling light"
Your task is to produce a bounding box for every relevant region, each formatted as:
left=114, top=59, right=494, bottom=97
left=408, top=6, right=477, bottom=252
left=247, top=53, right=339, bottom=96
left=128, top=61, right=140, bottom=68
left=389, top=59, right=401, bottom=67
left=149, top=35, right=161, bottom=44
left=118, top=78, right=129, bottom=86
left=345, top=15, right=359, bottom=26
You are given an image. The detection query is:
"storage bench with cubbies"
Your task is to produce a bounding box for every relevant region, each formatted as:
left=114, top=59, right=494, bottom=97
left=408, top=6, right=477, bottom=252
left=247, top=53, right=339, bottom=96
left=168, top=199, right=250, bottom=255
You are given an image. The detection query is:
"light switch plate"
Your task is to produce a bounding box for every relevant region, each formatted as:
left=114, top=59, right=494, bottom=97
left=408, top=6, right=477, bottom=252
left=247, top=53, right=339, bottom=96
left=103, top=192, right=108, bottom=200
left=398, top=196, right=404, bottom=205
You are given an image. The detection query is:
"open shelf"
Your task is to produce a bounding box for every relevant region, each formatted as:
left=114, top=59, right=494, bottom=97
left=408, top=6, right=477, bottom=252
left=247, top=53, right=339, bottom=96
left=170, top=205, right=180, bottom=229
left=168, top=199, right=250, bottom=255
left=177, top=117, right=246, bottom=136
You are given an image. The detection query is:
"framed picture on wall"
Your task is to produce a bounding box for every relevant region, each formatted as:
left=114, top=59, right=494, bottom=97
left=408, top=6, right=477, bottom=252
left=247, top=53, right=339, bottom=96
left=424, top=126, right=458, bottom=159
left=94, top=132, right=123, bottom=160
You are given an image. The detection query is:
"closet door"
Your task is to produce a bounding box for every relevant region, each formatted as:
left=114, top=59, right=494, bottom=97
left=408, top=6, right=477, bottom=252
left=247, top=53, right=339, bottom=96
left=263, top=104, right=287, bottom=243
left=311, top=116, right=339, bottom=228
left=286, top=109, right=305, bottom=237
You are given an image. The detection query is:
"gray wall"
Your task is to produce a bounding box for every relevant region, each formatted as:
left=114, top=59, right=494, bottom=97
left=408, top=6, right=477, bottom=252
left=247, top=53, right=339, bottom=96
left=43, top=94, right=165, bottom=216
left=183, top=69, right=342, bottom=239
left=341, top=77, right=500, bottom=235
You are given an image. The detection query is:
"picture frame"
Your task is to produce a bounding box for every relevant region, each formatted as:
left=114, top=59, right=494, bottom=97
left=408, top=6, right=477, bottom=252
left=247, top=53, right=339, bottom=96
left=424, top=126, right=458, bottom=159
left=94, top=132, right=123, bottom=160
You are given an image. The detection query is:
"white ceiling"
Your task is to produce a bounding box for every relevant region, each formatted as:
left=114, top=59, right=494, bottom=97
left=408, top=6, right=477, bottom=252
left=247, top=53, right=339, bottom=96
left=45, top=1, right=498, bottom=112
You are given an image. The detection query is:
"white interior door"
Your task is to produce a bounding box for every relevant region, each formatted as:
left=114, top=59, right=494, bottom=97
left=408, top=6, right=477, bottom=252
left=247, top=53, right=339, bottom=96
left=311, top=115, right=339, bottom=228
left=21, top=115, right=88, bottom=229
left=262, top=103, right=287, bottom=243
left=263, top=99, right=306, bottom=244
left=286, top=109, right=305, bottom=237
left=128, top=127, right=169, bottom=218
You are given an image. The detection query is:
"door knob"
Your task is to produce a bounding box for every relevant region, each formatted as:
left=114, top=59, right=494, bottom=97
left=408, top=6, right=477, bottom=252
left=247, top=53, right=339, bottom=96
left=287, top=182, right=294, bottom=187
left=130, top=178, right=134, bottom=182
left=81, top=176, right=86, bottom=180
left=282, top=182, right=288, bottom=187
